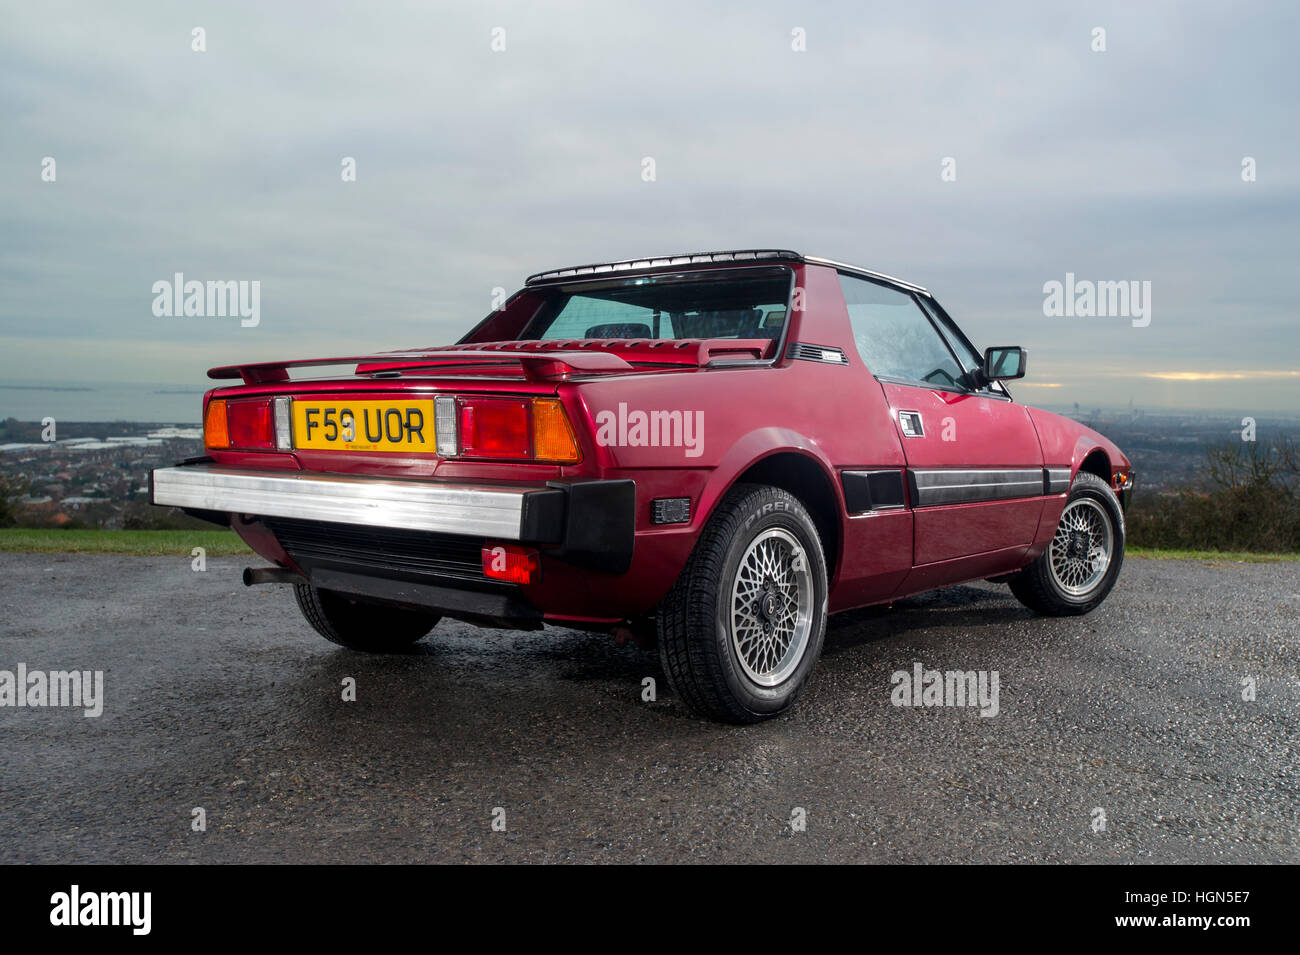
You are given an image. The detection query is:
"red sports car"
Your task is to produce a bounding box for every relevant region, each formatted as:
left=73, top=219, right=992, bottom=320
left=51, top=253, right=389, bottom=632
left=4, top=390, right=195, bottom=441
left=152, top=250, right=1133, bottom=723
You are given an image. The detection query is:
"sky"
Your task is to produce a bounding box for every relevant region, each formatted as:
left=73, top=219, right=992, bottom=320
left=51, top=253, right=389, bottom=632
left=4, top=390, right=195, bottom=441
left=2, top=0, right=1298, bottom=414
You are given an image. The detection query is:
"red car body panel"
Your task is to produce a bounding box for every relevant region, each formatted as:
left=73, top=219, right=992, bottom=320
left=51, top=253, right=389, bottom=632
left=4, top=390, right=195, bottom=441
left=1024, top=405, right=1131, bottom=556
left=154, top=253, right=1131, bottom=629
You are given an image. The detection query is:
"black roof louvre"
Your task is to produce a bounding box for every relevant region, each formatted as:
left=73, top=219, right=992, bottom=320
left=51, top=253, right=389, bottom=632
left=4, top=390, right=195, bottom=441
left=523, top=249, right=928, bottom=295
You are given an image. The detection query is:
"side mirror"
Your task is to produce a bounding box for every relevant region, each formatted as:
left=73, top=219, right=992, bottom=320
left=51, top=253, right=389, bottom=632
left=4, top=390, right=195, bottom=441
left=983, top=345, right=1027, bottom=381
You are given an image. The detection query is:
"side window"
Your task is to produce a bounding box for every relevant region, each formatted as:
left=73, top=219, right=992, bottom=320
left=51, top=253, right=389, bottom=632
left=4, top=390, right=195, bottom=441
left=916, top=297, right=979, bottom=369
left=839, top=274, right=968, bottom=391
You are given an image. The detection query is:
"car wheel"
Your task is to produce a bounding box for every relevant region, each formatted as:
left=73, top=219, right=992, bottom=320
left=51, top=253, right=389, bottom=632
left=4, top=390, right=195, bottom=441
left=657, top=483, right=828, bottom=723
left=294, top=584, right=440, bottom=651
left=1007, top=470, right=1125, bottom=616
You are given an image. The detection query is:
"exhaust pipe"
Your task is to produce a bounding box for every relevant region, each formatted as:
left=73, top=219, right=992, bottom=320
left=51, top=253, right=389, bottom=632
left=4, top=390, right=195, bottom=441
left=242, top=566, right=304, bottom=586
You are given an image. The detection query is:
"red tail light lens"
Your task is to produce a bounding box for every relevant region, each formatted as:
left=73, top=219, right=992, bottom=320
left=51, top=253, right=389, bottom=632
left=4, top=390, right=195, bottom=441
left=451, top=396, right=581, bottom=462
left=225, top=398, right=275, bottom=450
left=481, top=544, right=539, bottom=584
left=459, top=398, right=531, bottom=459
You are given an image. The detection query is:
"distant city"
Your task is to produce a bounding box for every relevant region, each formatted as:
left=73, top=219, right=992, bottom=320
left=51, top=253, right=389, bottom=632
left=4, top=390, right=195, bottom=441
left=1041, top=403, right=1298, bottom=491
left=1, top=403, right=1296, bottom=529
left=0, top=421, right=203, bottom=528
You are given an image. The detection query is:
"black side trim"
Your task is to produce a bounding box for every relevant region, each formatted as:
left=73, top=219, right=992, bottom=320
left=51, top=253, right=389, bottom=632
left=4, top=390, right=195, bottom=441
left=1044, top=467, right=1072, bottom=495
left=841, top=470, right=906, bottom=514
left=899, top=468, right=1053, bottom=508
left=910, top=468, right=1044, bottom=507
left=870, top=470, right=906, bottom=508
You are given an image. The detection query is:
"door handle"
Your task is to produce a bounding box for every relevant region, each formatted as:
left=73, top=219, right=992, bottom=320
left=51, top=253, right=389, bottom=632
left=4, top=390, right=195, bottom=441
left=898, top=410, right=924, bottom=437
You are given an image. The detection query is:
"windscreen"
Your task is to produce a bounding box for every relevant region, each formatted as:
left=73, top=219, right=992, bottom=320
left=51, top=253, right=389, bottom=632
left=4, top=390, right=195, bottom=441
left=518, top=269, right=792, bottom=342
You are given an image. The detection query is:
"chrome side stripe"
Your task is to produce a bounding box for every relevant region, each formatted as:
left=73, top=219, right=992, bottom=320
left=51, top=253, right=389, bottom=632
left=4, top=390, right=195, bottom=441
left=909, top=468, right=1046, bottom=507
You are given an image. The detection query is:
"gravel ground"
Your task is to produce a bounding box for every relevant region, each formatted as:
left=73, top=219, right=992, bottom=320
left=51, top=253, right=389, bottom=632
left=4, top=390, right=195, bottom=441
left=1, top=552, right=1296, bottom=863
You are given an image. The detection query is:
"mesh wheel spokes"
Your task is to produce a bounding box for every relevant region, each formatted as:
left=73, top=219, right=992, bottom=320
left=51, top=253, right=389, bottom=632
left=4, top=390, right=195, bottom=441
left=1048, top=498, right=1114, bottom=597
left=729, top=528, right=814, bottom=687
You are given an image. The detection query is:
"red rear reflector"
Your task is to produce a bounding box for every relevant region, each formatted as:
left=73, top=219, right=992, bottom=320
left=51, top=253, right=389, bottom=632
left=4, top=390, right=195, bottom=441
left=225, top=398, right=275, bottom=450
left=481, top=544, right=539, bottom=584
left=459, top=398, right=531, bottom=459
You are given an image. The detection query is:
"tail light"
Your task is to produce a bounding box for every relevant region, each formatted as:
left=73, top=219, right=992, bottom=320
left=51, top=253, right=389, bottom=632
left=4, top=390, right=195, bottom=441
left=459, top=398, right=531, bottom=459
left=482, top=544, right=539, bottom=584
left=451, top=396, right=581, bottom=464
left=204, top=392, right=581, bottom=462
left=204, top=397, right=276, bottom=451
left=203, top=399, right=229, bottom=449
left=531, top=398, right=580, bottom=463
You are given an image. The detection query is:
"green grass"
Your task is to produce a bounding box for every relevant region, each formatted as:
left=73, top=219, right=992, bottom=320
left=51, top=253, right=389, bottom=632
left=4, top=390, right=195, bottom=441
left=1128, top=545, right=1300, bottom=563
left=0, top=528, right=250, bottom=556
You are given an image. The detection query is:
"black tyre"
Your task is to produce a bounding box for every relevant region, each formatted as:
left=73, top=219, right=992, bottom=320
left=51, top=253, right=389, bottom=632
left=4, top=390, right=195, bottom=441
left=657, top=484, right=828, bottom=724
left=1007, top=470, right=1125, bottom=616
left=294, top=584, right=439, bottom=651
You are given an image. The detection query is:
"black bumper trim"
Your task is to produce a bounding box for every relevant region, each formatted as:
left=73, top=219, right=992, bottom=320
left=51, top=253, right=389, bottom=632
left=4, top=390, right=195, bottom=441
left=539, top=478, right=636, bottom=574
left=311, top=567, right=543, bottom=630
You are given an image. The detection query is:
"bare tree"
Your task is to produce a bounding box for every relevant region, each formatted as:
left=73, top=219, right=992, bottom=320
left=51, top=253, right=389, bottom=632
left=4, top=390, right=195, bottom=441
left=1203, top=436, right=1299, bottom=492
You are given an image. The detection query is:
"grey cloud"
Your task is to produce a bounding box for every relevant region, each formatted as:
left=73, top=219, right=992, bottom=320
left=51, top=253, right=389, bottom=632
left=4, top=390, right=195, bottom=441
left=1, top=1, right=1296, bottom=411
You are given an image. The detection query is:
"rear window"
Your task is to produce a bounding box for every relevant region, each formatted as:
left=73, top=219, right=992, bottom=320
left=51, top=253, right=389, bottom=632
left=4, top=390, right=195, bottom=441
left=518, top=268, right=792, bottom=342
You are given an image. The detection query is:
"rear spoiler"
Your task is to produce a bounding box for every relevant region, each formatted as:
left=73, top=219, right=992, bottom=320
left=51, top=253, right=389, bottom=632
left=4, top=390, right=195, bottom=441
left=208, top=350, right=634, bottom=385
left=208, top=339, right=774, bottom=386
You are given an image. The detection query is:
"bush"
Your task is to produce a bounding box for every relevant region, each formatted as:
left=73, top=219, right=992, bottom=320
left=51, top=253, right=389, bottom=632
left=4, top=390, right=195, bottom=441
left=120, top=500, right=220, bottom=530
left=0, top=474, right=27, bottom=528
left=1128, top=437, right=1300, bottom=552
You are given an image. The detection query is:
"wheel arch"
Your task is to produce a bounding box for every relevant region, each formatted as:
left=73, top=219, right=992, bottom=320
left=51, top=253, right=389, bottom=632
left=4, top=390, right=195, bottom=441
left=1076, top=446, right=1112, bottom=484
left=697, top=430, right=844, bottom=582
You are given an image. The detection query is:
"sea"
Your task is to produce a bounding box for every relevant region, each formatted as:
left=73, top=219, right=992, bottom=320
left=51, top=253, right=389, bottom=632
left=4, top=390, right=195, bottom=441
left=0, top=381, right=205, bottom=424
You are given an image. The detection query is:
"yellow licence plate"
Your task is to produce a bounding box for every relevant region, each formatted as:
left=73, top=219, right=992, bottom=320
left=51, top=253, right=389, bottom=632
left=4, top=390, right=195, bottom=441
left=292, top=400, right=436, bottom=452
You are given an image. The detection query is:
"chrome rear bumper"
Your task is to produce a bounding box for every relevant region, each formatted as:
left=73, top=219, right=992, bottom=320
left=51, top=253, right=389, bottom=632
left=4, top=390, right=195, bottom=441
left=151, top=461, right=638, bottom=574
left=150, top=463, right=533, bottom=538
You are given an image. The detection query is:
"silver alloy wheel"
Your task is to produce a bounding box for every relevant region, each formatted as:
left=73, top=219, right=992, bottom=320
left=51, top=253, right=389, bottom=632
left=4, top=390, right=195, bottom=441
left=1049, top=498, right=1114, bottom=597
left=729, top=528, right=814, bottom=687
